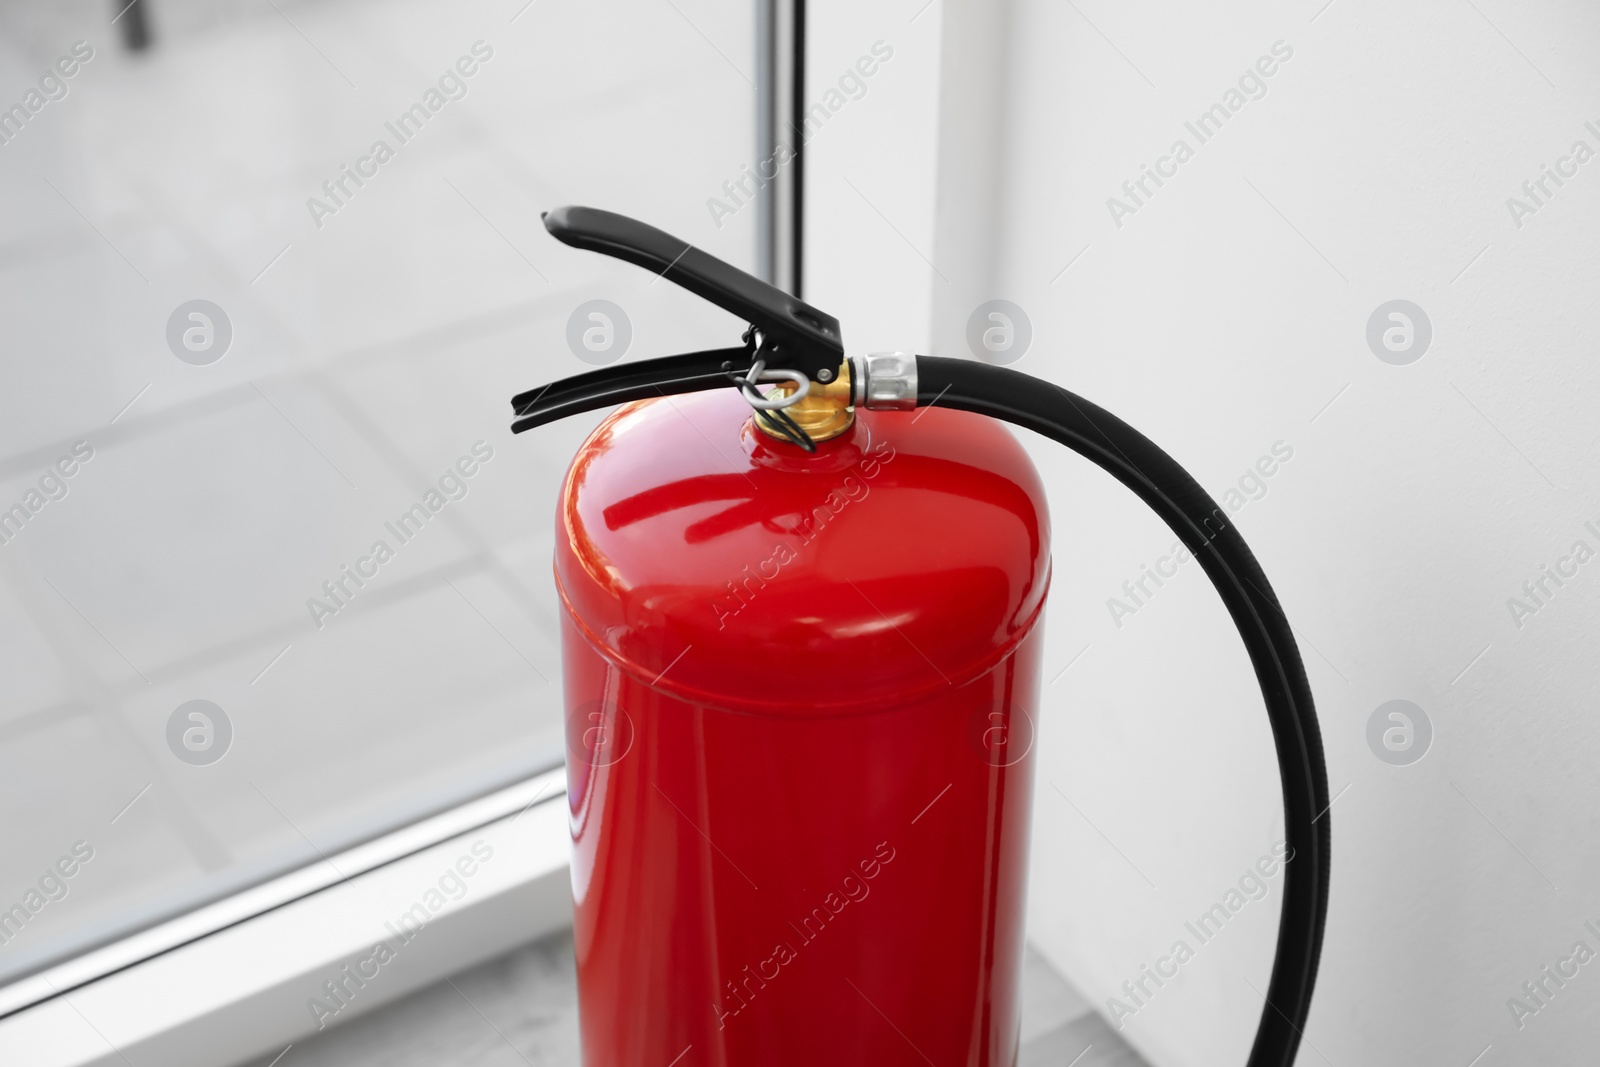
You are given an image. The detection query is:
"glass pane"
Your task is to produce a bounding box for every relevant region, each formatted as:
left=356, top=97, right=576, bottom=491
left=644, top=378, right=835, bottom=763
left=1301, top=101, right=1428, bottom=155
left=0, top=0, right=756, bottom=984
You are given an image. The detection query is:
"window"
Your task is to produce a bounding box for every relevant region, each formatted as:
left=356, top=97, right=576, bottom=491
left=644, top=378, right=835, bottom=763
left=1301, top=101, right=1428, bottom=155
left=0, top=0, right=757, bottom=990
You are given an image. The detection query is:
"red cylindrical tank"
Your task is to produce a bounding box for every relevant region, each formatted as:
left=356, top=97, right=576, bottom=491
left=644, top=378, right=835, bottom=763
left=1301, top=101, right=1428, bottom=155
left=556, top=388, right=1050, bottom=1066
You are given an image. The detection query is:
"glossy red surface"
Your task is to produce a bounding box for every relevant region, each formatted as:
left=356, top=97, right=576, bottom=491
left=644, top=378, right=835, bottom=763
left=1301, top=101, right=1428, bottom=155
left=556, top=391, right=1051, bottom=1065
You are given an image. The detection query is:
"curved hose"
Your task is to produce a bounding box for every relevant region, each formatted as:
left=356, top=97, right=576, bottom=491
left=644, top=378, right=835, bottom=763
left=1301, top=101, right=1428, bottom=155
left=913, top=356, right=1329, bottom=1067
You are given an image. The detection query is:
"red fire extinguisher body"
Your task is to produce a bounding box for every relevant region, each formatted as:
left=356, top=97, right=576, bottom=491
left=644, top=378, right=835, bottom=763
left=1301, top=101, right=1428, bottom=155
left=556, top=389, right=1050, bottom=1065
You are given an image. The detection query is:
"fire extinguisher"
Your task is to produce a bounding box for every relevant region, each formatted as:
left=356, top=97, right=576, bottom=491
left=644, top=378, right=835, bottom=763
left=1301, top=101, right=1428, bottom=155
left=511, top=206, right=1330, bottom=1067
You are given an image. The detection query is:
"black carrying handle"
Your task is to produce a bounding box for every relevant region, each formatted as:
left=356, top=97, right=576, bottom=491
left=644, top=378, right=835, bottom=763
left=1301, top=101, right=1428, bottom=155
left=511, top=346, right=748, bottom=433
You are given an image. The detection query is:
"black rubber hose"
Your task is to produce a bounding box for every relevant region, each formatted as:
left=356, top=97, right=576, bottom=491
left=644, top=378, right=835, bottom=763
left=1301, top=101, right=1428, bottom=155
left=914, top=356, right=1329, bottom=1067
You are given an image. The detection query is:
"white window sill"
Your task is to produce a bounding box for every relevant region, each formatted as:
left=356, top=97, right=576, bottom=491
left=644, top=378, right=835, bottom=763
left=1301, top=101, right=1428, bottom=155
left=0, top=768, right=572, bottom=1067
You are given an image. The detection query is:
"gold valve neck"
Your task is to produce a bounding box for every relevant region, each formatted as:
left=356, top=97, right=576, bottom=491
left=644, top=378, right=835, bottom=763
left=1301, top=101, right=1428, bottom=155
left=754, top=361, right=855, bottom=445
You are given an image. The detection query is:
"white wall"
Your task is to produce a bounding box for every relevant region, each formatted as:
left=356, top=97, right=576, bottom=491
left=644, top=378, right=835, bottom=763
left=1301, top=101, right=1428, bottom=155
left=925, top=1, right=1600, bottom=1065
left=805, top=0, right=944, bottom=351
left=814, top=1, right=1600, bottom=1064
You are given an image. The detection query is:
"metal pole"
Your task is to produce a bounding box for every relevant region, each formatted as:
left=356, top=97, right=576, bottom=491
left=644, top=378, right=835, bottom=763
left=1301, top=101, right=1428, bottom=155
left=756, top=0, right=804, bottom=296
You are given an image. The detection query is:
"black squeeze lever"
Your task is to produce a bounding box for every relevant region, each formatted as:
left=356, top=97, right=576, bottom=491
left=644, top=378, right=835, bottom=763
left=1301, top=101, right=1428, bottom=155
left=511, top=207, right=844, bottom=436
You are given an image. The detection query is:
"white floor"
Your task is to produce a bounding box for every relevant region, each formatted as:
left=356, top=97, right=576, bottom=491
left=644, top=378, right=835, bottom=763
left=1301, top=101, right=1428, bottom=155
left=234, top=933, right=1149, bottom=1067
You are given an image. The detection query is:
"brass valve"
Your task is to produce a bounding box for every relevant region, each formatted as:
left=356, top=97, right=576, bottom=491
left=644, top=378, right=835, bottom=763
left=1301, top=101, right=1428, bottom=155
left=753, top=361, right=855, bottom=444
